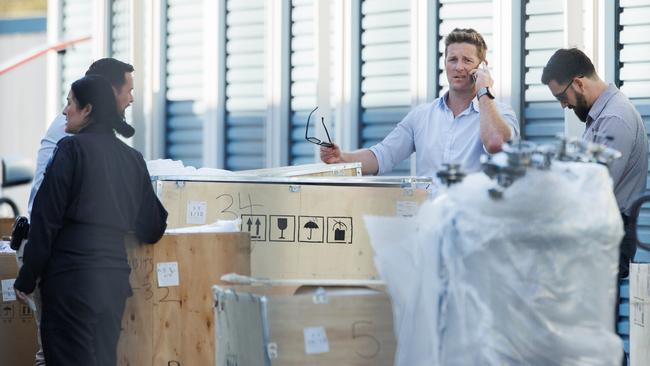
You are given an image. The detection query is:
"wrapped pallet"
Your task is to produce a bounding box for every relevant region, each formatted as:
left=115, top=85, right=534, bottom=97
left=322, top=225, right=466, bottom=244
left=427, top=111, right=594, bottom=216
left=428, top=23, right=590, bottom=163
left=366, top=141, right=625, bottom=365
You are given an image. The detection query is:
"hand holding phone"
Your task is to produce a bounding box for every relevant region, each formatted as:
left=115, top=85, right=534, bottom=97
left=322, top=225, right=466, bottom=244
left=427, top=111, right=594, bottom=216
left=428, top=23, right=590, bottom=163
left=471, top=62, right=492, bottom=89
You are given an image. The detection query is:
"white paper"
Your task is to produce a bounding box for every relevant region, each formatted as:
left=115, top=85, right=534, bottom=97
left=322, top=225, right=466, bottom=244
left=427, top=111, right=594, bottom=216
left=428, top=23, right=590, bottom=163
left=396, top=201, right=418, bottom=217
left=157, top=262, right=180, bottom=287
left=631, top=263, right=650, bottom=366
left=0, top=241, right=14, bottom=253
left=303, top=326, right=330, bottom=354
left=186, top=201, right=207, bottom=225
left=1, top=279, right=16, bottom=302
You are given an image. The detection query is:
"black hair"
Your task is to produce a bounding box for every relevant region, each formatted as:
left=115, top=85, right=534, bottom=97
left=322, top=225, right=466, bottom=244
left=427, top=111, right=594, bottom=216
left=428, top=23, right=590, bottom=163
left=541, top=48, right=596, bottom=85
left=85, top=58, right=134, bottom=90
left=71, top=75, right=135, bottom=137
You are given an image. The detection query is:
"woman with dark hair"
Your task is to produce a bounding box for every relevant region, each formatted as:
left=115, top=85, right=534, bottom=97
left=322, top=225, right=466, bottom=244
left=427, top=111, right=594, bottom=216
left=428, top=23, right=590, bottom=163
left=14, top=75, right=168, bottom=366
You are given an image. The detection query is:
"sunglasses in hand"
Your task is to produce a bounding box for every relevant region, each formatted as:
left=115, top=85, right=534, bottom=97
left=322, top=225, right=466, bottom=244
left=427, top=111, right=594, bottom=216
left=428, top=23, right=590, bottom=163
left=305, top=106, right=334, bottom=148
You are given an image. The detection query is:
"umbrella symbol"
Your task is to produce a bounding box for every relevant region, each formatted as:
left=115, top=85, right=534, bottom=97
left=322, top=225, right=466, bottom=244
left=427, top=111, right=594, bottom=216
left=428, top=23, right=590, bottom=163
left=303, top=220, right=319, bottom=240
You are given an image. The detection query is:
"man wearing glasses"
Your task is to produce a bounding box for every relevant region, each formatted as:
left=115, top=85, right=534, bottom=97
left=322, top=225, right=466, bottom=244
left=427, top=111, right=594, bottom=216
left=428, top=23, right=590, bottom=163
left=541, top=48, right=647, bottom=280
left=319, top=28, right=519, bottom=176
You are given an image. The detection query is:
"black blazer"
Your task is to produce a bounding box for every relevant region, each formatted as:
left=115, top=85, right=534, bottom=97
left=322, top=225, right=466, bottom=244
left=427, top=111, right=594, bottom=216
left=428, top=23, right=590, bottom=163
left=15, top=122, right=168, bottom=293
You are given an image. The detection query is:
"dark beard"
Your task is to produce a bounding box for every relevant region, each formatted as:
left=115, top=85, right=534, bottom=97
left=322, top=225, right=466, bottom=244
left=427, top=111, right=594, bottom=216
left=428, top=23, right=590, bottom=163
left=572, top=92, right=590, bottom=122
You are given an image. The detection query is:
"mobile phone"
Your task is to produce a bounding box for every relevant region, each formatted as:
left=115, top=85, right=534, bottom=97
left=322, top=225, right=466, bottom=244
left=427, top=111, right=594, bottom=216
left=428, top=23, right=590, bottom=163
left=471, top=61, right=487, bottom=82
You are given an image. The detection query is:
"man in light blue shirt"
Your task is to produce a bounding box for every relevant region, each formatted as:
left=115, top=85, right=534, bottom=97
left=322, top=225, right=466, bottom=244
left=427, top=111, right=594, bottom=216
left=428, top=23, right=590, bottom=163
left=320, top=28, right=519, bottom=176
left=20, top=58, right=134, bottom=366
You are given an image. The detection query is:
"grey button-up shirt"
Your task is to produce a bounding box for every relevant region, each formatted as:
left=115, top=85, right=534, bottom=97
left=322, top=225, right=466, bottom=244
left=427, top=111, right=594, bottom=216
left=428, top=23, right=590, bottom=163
left=583, top=84, right=648, bottom=215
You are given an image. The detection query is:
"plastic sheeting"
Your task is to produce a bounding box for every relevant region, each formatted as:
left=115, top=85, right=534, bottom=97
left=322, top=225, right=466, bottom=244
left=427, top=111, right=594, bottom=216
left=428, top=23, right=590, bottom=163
left=366, top=161, right=624, bottom=366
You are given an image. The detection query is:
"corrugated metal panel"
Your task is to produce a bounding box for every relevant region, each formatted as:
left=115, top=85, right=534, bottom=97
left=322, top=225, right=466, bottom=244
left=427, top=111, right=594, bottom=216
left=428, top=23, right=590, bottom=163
left=289, top=0, right=336, bottom=165
left=224, top=0, right=266, bottom=170
left=437, top=0, right=494, bottom=95
left=618, top=0, right=650, bottom=355
left=359, top=0, right=410, bottom=175
left=164, top=0, right=204, bottom=168
left=522, top=0, right=565, bottom=144
left=60, top=0, right=93, bottom=106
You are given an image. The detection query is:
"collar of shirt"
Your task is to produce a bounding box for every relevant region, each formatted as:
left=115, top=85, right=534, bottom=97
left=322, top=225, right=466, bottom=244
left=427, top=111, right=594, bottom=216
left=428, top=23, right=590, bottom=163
left=586, top=84, right=619, bottom=126
left=438, top=91, right=480, bottom=116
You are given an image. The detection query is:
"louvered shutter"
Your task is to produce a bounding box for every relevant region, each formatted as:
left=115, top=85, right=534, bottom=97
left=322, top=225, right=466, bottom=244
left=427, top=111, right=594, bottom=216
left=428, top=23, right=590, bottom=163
left=617, top=0, right=650, bottom=355
left=60, top=0, right=93, bottom=106
left=224, top=0, right=266, bottom=170
left=109, top=0, right=132, bottom=126
left=110, top=0, right=130, bottom=62
left=289, top=0, right=317, bottom=165
left=522, top=0, right=564, bottom=143
left=437, top=0, right=494, bottom=95
left=359, top=0, right=410, bottom=175
left=164, top=0, right=204, bottom=168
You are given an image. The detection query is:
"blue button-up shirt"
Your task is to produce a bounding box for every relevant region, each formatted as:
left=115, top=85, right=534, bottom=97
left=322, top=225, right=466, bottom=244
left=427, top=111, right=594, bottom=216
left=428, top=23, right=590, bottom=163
left=369, top=93, right=519, bottom=176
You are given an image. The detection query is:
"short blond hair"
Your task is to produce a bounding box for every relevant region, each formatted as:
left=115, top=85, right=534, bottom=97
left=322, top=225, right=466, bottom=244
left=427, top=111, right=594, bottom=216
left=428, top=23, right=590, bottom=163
left=444, top=28, right=487, bottom=62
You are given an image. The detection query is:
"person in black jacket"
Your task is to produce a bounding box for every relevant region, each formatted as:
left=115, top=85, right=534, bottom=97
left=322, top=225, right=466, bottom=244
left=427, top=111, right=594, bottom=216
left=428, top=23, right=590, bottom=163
left=14, top=75, right=168, bottom=366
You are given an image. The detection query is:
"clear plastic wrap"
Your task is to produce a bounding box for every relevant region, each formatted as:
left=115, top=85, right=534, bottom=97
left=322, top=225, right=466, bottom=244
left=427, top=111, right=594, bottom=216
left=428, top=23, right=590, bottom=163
left=366, top=161, right=624, bottom=366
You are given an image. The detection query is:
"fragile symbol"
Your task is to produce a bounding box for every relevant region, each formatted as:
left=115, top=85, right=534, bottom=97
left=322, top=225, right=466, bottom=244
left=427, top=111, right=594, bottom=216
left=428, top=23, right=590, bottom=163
left=269, top=216, right=296, bottom=242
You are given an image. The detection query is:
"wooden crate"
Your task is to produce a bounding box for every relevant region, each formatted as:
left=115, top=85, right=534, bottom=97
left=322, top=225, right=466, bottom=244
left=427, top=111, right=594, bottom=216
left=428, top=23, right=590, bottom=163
left=155, top=177, right=431, bottom=279
left=234, top=162, right=362, bottom=177
left=117, top=232, right=251, bottom=366
left=0, top=218, right=13, bottom=238
left=0, top=253, right=37, bottom=366
left=215, top=285, right=395, bottom=366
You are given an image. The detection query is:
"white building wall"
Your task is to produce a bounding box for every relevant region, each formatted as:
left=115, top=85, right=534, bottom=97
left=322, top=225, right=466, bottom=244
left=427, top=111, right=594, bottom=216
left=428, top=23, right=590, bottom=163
left=0, top=31, right=48, bottom=217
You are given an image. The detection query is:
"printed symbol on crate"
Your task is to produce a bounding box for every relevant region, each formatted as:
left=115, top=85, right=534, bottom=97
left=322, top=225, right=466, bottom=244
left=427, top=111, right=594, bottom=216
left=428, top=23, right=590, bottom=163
left=269, top=216, right=296, bottom=242
left=633, top=300, right=645, bottom=327
left=241, top=214, right=267, bottom=241
left=20, top=304, right=33, bottom=318
left=304, top=220, right=319, bottom=240
left=298, top=216, right=324, bottom=243
left=278, top=218, right=288, bottom=238
left=327, top=217, right=353, bottom=244
left=1, top=304, right=14, bottom=319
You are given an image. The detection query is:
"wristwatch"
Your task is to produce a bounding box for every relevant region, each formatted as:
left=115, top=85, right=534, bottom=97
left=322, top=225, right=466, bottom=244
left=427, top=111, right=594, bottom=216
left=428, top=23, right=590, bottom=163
left=477, top=86, right=495, bottom=100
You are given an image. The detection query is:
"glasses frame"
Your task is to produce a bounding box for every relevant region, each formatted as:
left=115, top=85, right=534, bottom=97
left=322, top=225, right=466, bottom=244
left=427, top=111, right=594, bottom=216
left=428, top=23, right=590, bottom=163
left=305, top=106, right=333, bottom=147
left=554, top=77, right=578, bottom=103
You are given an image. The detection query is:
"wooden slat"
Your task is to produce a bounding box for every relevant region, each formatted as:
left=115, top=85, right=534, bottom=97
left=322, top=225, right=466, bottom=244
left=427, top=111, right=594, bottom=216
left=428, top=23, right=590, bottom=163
left=117, top=232, right=251, bottom=366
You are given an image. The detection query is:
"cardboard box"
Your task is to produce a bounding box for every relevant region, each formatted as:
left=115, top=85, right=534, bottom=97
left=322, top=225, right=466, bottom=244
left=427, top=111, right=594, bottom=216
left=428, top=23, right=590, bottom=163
left=117, top=232, right=251, bottom=366
left=630, top=263, right=650, bottom=365
left=0, top=252, right=38, bottom=366
left=214, top=285, right=396, bottom=366
left=234, top=162, right=362, bottom=177
left=0, top=218, right=13, bottom=238
left=154, top=176, right=432, bottom=279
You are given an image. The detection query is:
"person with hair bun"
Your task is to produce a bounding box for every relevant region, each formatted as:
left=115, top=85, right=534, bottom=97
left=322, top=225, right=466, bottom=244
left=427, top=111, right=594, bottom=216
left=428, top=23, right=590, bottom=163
left=16, top=57, right=137, bottom=366
left=14, top=75, right=168, bottom=366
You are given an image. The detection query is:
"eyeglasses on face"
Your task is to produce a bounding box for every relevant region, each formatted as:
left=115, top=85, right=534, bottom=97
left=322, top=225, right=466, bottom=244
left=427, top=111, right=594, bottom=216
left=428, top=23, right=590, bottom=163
left=553, top=76, right=580, bottom=103
left=305, top=106, right=333, bottom=148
